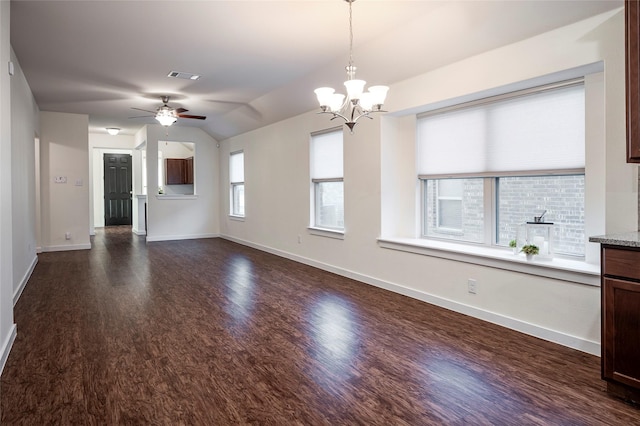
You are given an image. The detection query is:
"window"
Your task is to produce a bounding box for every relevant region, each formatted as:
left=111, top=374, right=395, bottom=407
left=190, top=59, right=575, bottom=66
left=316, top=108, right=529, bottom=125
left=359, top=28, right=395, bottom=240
left=230, top=150, right=245, bottom=217
left=424, top=178, right=484, bottom=243
left=310, top=128, right=344, bottom=231
left=418, top=80, right=585, bottom=257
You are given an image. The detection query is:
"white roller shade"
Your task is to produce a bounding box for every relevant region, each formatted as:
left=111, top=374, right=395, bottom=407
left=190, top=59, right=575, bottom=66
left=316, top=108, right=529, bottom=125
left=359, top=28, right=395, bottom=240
left=311, top=129, right=343, bottom=179
left=230, top=151, right=244, bottom=183
left=417, top=83, right=585, bottom=176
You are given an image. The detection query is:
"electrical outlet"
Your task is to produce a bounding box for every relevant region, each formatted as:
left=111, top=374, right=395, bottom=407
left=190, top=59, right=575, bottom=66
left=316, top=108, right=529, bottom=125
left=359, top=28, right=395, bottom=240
left=468, top=279, right=477, bottom=294
left=65, top=232, right=71, bottom=240
left=297, top=235, right=302, bottom=244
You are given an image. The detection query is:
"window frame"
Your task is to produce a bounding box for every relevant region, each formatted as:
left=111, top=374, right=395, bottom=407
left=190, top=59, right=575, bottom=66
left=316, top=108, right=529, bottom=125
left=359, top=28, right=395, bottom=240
left=434, top=179, right=464, bottom=234
left=421, top=169, right=586, bottom=257
left=310, top=127, right=344, bottom=233
left=229, top=150, right=245, bottom=218
left=312, top=177, right=344, bottom=231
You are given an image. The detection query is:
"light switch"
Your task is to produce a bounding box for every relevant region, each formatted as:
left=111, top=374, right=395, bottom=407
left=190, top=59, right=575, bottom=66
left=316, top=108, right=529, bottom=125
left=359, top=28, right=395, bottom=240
left=53, top=176, right=67, bottom=184
left=75, top=179, right=83, bottom=186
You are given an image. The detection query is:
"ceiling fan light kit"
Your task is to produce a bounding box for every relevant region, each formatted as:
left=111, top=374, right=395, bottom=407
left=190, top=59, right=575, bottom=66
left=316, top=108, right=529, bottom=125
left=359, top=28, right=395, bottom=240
left=155, top=106, right=178, bottom=127
left=314, top=0, right=389, bottom=133
left=131, top=96, right=207, bottom=127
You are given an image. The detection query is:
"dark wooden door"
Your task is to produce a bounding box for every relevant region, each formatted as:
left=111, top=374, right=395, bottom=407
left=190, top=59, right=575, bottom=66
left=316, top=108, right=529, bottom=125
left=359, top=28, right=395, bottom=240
left=104, top=153, right=132, bottom=226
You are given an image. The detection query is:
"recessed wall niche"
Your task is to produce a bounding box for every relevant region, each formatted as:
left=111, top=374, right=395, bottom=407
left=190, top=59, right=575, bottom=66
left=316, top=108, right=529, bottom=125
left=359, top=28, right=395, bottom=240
left=158, top=141, right=195, bottom=195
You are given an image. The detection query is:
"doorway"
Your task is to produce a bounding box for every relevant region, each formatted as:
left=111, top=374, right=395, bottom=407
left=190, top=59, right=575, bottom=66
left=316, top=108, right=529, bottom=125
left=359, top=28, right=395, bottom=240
left=103, top=153, right=132, bottom=226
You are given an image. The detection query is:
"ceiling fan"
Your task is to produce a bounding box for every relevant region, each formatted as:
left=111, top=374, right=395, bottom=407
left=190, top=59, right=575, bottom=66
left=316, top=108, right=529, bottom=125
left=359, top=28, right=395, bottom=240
left=131, top=96, right=206, bottom=126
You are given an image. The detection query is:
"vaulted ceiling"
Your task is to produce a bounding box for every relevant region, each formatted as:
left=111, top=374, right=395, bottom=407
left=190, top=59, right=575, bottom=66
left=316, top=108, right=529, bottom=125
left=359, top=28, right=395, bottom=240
left=10, top=0, right=622, bottom=141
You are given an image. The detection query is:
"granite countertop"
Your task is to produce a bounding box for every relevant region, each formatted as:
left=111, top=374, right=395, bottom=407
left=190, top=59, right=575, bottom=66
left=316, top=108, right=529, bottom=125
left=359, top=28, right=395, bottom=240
left=589, top=231, right=640, bottom=248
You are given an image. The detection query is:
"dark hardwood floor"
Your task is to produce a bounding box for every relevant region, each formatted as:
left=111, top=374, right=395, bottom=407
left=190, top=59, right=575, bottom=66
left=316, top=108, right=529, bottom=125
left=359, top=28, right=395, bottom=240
left=1, top=226, right=639, bottom=425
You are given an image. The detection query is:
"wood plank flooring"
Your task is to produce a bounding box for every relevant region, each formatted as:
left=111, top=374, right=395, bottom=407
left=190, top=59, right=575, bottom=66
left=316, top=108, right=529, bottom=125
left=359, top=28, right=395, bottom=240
left=1, top=226, right=639, bottom=425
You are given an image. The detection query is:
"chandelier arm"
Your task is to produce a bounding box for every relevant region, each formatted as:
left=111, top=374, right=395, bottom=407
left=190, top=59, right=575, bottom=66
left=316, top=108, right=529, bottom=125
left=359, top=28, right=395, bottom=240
left=317, top=110, right=350, bottom=124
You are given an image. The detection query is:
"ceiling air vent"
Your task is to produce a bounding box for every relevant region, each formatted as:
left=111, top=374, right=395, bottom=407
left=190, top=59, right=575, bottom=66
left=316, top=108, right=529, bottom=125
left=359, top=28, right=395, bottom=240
left=167, top=71, right=200, bottom=80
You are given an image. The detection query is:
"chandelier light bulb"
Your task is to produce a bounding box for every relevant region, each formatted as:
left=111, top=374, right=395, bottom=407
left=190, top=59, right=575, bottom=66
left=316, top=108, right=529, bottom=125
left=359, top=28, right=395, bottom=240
left=344, top=79, right=366, bottom=101
left=314, top=87, right=336, bottom=110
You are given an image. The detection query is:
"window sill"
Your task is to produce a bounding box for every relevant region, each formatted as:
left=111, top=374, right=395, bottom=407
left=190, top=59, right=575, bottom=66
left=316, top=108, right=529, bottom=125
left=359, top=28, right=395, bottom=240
left=155, top=194, right=198, bottom=200
left=308, top=227, right=345, bottom=240
left=377, top=237, right=600, bottom=286
left=229, top=215, right=245, bottom=222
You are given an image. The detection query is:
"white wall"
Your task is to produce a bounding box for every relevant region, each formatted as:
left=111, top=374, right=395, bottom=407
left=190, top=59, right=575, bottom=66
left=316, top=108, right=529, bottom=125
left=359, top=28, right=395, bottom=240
left=10, top=48, right=39, bottom=306
left=146, top=125, right=219, bottom=242
left=40, top=112, right=90, bottom=251
left=219, top=9, right=632, bottom=355
left=0, top=0, right=16, bottom=374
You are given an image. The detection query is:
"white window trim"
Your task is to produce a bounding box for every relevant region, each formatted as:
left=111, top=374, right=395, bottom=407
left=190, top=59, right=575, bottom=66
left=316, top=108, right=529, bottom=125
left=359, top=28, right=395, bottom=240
left=308, top=226, right=345, bottom=240
left=229, top=214, right=245, bottom=222
left=155, top=194, right=198, bottom=200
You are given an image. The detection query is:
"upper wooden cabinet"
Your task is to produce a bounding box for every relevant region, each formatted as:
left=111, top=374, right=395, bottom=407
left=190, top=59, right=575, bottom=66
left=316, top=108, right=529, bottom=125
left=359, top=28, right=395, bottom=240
left=626, top=1, right=640, bottom=162
left=165, top=157, right=193, bottom=185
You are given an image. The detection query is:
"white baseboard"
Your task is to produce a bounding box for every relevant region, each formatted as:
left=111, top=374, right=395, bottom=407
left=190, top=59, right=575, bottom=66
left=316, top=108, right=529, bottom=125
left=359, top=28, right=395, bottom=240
left=132, top=229, right=147, bottom=236
left=0, top=324, right=17, bottom=377
left=220, top=234, right=600, bottom=356
left=146, top=233, right=219, bottom=242
left=42, top=243, right=92, bottom=252
left=13, top=255, right=38, bottom=306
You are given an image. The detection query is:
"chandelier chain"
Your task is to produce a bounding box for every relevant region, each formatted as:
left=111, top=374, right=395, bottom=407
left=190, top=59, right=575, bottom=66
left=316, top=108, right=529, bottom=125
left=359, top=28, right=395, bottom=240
left=348, top=0, right=353, bottom=68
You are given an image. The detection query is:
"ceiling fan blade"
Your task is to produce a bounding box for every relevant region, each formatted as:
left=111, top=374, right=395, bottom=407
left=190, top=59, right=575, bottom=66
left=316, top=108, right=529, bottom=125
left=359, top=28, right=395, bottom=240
left=177, top=114, right=206, bottom=120
left=175, top=107, right=188, bottom=114
left=129, top=115, right=154, bottom=119
left=131, top=107, right=157, bottom=114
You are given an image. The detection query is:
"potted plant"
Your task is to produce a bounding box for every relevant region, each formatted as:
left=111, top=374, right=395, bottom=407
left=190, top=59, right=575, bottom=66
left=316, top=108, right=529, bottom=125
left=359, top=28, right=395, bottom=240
left=521, top=244, right=539, bottom=261
left=509, top=239, right=518, bottom=254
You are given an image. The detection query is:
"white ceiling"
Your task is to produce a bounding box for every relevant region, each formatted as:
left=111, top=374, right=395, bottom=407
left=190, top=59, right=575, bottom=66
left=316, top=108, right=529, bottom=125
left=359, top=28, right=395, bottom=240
left=10, top=0, right=622, bottom=141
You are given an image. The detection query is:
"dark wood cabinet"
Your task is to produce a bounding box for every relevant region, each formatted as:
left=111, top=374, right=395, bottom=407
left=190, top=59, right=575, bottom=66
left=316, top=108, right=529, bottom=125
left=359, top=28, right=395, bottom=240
left=601, top=245, right=640, bottom=403
left=626, top=1, right=640, bottom=162
left=165, top=157, right=194, bottom=185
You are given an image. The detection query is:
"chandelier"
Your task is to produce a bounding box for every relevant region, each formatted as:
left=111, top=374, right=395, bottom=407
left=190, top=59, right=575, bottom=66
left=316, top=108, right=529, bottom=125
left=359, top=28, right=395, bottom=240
left=314, top=0, right=389, bottom=133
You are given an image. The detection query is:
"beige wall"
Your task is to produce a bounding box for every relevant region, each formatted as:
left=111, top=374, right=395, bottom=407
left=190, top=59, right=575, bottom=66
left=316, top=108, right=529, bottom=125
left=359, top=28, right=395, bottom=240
left=40, top=112, right=90, bottom=251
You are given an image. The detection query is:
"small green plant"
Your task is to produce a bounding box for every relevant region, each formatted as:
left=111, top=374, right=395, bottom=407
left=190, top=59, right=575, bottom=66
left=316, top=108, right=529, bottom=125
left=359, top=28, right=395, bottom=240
left=520, top=244, right=539, bottom=255
left=509, top=239, right=517, bottom=248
